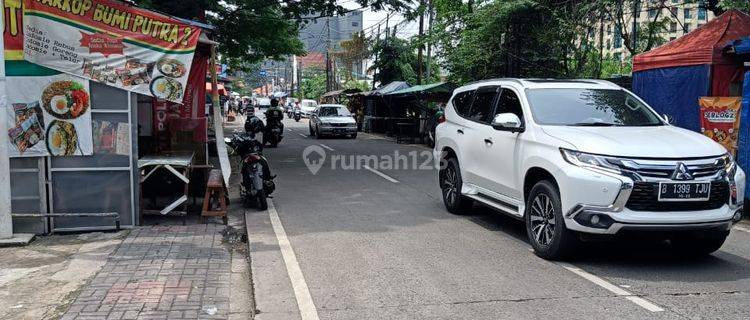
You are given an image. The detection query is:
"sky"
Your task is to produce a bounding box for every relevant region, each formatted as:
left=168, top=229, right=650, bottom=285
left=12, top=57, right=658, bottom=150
left=339, top=0, right=421, bottom=39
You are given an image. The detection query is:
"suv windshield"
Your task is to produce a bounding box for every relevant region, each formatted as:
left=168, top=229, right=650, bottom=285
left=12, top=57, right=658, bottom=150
left=319, top=106, right=350, bottom=117
left=526, top=88, right=663, bottom=126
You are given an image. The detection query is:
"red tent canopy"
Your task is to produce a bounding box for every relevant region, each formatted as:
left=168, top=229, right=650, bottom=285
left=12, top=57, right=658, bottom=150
left=633, top=10, right=750, bottom=72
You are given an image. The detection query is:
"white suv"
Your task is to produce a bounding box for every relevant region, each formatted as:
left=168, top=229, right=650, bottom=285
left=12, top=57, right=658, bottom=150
left=435, top=79, right=745, bottom=259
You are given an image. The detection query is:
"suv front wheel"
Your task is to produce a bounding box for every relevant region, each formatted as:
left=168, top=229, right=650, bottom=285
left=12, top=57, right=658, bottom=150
left=525, top=180, right=579, bottom=260
left=439, top=157, right=473, bottom=214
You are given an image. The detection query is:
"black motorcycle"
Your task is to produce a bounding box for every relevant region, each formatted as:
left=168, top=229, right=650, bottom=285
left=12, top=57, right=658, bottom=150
left=293, top=107, right=301, bottom=122
left=263, top=108, right=284, bottom=147
left=225, top=132, right=276, bottom=210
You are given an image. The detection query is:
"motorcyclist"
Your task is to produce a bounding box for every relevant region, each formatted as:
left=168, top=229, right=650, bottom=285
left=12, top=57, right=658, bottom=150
left=264, top=98, right=285, bottom=144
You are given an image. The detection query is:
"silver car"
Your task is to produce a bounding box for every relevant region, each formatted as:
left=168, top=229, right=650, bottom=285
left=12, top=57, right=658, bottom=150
left=309, top=104, right=358, bottom=139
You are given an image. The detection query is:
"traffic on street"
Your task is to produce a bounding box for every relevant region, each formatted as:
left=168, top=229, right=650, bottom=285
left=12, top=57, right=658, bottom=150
left=5, top=1, right=750, bottom=320
left=242, top=113, right=750, bottom=320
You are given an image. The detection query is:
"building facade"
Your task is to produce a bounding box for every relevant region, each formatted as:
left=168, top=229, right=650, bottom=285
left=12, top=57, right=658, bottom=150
left=299, top=11, right=364, bottom=53
left=597, top=2, right=716, bottom=62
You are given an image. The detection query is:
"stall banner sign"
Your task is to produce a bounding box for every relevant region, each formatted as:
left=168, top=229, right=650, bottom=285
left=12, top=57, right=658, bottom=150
left=21, top=0, right=201, bottom=103
left=6, top=74, right=93, bottom=157
left=699, top=97, right=742, bottom=156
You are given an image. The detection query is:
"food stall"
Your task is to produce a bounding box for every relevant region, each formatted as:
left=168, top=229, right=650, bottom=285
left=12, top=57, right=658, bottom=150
left=5, top=0, right=215, bottom=233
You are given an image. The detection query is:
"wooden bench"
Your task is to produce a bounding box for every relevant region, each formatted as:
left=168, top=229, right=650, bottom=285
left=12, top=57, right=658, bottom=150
left=202, top=169, right=228, bottom=224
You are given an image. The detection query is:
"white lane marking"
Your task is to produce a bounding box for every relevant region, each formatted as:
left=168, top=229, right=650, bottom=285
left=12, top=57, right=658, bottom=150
left=268, top=201, right=320, bottom=320
left=558, top=263, right=664, bottom=312
left=298, top=133, right=307, bottom=138
left=734, top=225, right=750, bottom=233
left=363, top=165, right=399, bottom=183
left=319, top=144, right=334, bottom=151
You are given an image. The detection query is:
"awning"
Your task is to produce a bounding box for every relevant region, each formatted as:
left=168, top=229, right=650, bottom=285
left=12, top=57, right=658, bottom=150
left=206, top=82, right=227, bottom=96
left=321, top=88, right=362, bottom=98
left=372, top=81, right=410, bottom=95
left=633, top=10, right=750, bottom=72
left=386, top=82, right=455, bottom=97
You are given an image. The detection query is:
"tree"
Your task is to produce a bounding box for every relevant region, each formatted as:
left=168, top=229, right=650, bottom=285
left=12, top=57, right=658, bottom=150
left=369, top=35, right=441, bottom=85
left=369, top=36, right=417, bottom=84
left=700, top=0, right=750, bottom=16
left=300, top=67, right=327, bottom=99
left=336, top=32, right=368, bottom=81
left=135, top=0, right=411, bottom=69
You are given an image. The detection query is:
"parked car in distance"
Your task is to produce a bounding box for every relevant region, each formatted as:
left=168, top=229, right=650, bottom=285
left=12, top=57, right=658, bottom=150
left=299, top=99, right=318, bottom=117
left=435, top=78, right=746, bottom=260
left=256, top=97, right=271, bottom=110
left=309, top=104, right=357, bottom=139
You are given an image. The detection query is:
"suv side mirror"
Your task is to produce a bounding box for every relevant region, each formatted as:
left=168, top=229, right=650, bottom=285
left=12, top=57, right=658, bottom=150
left=662, top=113, right=674, bottom=124
left=491, top=113, right=524, bottom=132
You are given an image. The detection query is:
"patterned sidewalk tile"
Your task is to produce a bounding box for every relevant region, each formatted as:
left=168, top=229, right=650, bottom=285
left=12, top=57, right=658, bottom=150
left=61, top=225, right=231, bottom=320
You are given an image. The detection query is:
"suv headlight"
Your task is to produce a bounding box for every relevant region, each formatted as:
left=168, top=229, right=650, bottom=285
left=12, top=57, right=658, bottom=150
left=721, top=153, right=736, bottom=175
left=560, top=148, right=622, bottom=175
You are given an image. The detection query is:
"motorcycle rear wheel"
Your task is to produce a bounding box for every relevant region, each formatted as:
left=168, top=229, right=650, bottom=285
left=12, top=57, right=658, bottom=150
left=257, top=188, right=268, bottom=210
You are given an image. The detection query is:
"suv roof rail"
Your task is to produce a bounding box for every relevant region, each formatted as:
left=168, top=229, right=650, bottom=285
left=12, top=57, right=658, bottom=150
left=463, top=78, right=618, bottom=87
left=464, top=78, right=525, bottom=86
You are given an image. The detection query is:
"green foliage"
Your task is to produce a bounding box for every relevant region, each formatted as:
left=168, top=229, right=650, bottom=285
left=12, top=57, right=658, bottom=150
left=369, top=36, right=441, bottom=86
left=720, top=0, right=750, bottom=12
left=342, top=79, right=370, bottom=92
left=300, top=67, right=327, bottom=100
left=429, top=0, right=674, bottom=83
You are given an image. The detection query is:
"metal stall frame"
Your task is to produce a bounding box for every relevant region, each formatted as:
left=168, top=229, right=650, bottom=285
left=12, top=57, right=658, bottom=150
left=46, top=93, right=137, bottom=232
left=9, top=157, right=49, bottom=234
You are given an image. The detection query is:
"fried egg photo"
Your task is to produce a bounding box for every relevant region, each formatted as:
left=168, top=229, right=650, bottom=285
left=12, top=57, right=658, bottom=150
left=50, top=95, right=70, bottom=115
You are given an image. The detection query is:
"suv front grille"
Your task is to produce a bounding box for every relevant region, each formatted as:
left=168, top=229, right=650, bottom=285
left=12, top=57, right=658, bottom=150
left=625, top=181, right=728, bottom=212
left=608, top=160, right=726, bottom=180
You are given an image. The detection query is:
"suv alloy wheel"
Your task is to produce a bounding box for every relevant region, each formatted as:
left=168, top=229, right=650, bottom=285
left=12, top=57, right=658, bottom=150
left=440, top=157, right=474, bottom=214
left=525, top=180, right=579, bottom=260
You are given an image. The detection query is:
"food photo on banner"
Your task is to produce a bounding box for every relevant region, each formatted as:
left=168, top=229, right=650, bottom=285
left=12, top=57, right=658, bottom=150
left=21, top=0, right=201, bottom=103
left=699, top=97, right=742, bottom=156
left=6, top=74, right=93, bottom=157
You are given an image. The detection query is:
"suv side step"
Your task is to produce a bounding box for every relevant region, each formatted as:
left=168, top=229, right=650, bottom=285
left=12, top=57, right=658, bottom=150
left=466, top=193, right=524, bottom=219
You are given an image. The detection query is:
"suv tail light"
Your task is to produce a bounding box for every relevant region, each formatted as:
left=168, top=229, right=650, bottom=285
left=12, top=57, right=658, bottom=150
left=437, top=114, right=446, bottom=124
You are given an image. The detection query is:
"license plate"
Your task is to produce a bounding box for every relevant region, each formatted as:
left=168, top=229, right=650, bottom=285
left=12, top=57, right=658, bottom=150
left=658, top=182, right=711, bottom=201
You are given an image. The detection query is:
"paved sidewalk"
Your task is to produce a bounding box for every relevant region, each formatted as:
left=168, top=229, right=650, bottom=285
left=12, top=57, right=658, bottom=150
left=61, top=225, right=232, bottom=320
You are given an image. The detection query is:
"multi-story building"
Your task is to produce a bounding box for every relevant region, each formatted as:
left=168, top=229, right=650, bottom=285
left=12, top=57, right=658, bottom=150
left=299, top=11, right=364, bottom=53
left=597, top=1, right=716, bottom=62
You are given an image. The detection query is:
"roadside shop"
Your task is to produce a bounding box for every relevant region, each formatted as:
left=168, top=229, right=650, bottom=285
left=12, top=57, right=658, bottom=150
left=632, top=9, right=750, bottom=199
left=5, top=0, right=216, bottom=233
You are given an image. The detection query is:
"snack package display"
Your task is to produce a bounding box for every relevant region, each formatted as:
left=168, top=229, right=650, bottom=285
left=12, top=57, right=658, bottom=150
left=699, top=97, right=742, bottom=156
left=8, top=102, right=45, bottom=154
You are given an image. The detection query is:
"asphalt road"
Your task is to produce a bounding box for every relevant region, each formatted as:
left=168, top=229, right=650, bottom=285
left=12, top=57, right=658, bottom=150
left=240, top=115, right=750, bottom=320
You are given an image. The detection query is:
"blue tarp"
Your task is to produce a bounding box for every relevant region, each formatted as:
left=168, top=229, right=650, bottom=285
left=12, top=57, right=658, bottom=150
left=738, top=72, right=750, bottom=197
left=632, top=65, right=711, bottom=132
left=729, top=36, right=750, bottom=54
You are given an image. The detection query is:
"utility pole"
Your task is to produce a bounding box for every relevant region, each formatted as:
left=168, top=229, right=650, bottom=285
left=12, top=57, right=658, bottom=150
left=417, top=0, right=425, bottom=85
left=426, top=0, right=434, bottom=81
left=596, top=10, right=604, bottom=78
left=632, top=0, right=639, bottom=53
left=325, top=17, right=332, bottom=92
left=372, top=24, right=380, bottom=90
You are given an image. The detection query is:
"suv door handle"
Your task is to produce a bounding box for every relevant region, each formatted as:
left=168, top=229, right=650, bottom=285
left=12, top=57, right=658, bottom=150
left=457, top=129, right=464, bottom=135
left=484, top=138, right=493, bottom=145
